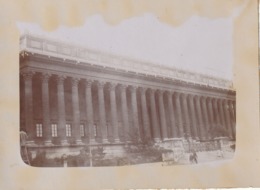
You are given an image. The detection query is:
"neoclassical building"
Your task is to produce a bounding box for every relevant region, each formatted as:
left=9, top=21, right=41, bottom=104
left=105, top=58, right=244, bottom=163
left=20, top=34, right=236, bottom=149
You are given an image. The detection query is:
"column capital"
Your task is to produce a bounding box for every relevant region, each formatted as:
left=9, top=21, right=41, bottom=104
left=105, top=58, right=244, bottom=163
left=187, top=94, right=194, bottom=99
left=200, top=96, right=206, bottom=101
left=21, top=71, right=35, bottom=80
left=107, top=83, right=117, bottom=91
left=156, top=89, right=164, bottom=96
left=147, top=88, right=155, bottom=94
left=118, top=84, right=128, bottom=91
left=223, top=99, right=229, bottom=104
left=56, top=75, right=66, bottom=84
left=194, top=95, right=201, bottom=101
left=174, top=92, right=181, bottom=98
left=129, top=85, right=138, bottom=92
left=181, top=93, right=188, bottom=99
left=139, top=87, right=147, bottom=94
left=41, top=72, right=52, bottom=83
left=165, top=91, right=173, bottom=96
left=71, top=77, right=80, bottom=87
left=84, top=79, right=93, bottom=88
left=96, top=81, right=106, bottom=88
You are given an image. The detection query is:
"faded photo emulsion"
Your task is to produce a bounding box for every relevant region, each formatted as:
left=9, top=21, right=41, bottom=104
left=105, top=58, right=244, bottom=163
left=18, top=13, right=236, bottom=167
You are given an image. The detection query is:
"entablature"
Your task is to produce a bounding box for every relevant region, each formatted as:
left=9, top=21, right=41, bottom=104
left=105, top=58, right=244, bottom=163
left=20, top=34, right=234, bottom=90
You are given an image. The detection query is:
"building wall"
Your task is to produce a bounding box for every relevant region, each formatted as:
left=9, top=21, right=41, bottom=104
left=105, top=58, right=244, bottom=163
left=19, top=45, right=236, bottom=147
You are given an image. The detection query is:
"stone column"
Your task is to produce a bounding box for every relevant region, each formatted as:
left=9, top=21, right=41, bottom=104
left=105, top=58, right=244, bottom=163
left=84, top=80, right=95, bottom=143
left=22, top=71, right=35, bottom=145
left=41, top=73, right=53, bottom=145
left=194, top=96, right=204, bottom=140
left=188, top=95, right=198, bottom=139
left=157, top=90, right=168, bottom=140
left=181, top=94, right=191, bottom=137
left=140, top=87, right=151, bottom=141
left=71, top=78, right=83, bottom=145
left=232, top=101, right=236, bottom=121
left=97, top=81, right=108, bottom=143
left=207, top=98, right=214, bottom=130
left=129, top=86, right=140, bottom=142
left=201, top=97, right=210, bottom=139
left=223, top=100, right=233, bottom=139
left=118, top=84, right=130, bottom=142
left=218, top=99, right=227, bottom=129
left=166, top=91, right=176, bottom=138
left=108, top=83, right=120, bottom=143
left=228, top=100, right=236, bottom=139
left=148, top=89, right=160, bottom=142
left=174, top=92, right=184, bottom=137
left=212, top=98, right=221, bottom=126
left=57, top=75, right=68, bottom=145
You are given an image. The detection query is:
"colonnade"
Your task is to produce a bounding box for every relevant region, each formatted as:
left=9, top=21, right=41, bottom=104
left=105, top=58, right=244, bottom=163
left=21, top=71, right=236, bottom=146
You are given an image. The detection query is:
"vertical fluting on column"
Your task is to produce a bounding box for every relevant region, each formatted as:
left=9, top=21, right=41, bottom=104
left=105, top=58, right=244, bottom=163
left=212, top=98, right=221, bottom=126
left=187, top=95, right=198, bottom=139
left=108, top=83, right=120, bottom=143
left=118, top=84, right=130, bottom=142
left=207, top=98, right=214, bottom=132
left=84, top=80, right=95, bottom=143
left=140, top=87, right=151, bottom=141
left=218, top=99, right=227, bottom=130
left=201, top=97, right=210, bottom=139
left=174, top=92, right=184, bottom=137
left=57, top=75, right=68, bottom=145
left=97, top=81, right=108, bottom=143
left=41, top=73, right=52, bottom=145
left=223, top=100, right=233, bottom=139
left=194, top=96, right=204, bottom=140
left=228, top=100, right=236, bottom=139
left=71, top=78, right=83, bottom=145
left=181, top=94, right=191, bottom=137
left=157, top=90, right=168, bottom=140
left=22, top=71, right=35, bottom=144
left=148, top=89, right=160, bottom=142
left=232, top=100, right=236, bottom=121
left=166, top=91, right=176, bottom=138
left=129, top=86, right=140, bottom=142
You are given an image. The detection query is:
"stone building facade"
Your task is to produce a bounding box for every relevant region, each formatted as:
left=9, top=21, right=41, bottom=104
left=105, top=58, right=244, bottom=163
left=20, top=34, right=236, bottom=150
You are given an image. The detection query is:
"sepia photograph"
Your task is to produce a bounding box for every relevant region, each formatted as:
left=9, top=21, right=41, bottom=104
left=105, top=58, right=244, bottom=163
left=0, top=0, right=259, bottom=189
left=19, top=12, right=236, bottom=167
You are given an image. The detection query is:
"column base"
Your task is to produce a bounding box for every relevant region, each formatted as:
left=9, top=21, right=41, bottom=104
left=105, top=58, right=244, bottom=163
left=44, top=140, right=54, bottom=146
left=75, top=139, right=85, bottom=145
left=113, top=138, right=121, bottom=143
left=102, top=138, right=109, bottom=144
left=61, top=140, right=70, bottom=146
left=89, top=138, right=96, bottom=144
left=162, top=137, right=169, bottom=141
left=153, top=138, right=161, bottom=143
left=26, top=140, right=37, bottom=146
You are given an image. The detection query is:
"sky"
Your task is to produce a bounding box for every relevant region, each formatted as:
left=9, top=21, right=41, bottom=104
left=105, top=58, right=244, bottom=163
left=17, top=13, right=234, bottom=80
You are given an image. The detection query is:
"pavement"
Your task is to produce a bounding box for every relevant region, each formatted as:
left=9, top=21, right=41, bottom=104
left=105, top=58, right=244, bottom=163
left=176, top=150, right=234, bottom=165
left=134, top=150, right=235, bottom=167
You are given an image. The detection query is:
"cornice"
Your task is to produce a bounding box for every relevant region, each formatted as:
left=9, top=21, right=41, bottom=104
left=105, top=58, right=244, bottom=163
left=19, top=33, right=234, bottom=91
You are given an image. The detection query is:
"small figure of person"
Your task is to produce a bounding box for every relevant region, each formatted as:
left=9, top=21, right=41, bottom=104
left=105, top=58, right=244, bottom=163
left=192, top=150, right=198, bottom=164
left=62, top=154, right=68, bottom=167
left=189, top=150, right=198, bottom=164
left=217, top=149, right=224, bottom=158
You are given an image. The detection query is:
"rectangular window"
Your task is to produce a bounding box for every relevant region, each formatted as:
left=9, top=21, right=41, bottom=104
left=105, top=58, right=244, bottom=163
left=80, top=124, right=85, bottom=137
left=66, top=124, right=71, bottom=137
left=51, top=124, right=58, bottom=137
left=36, top=124, right=43, bottom=137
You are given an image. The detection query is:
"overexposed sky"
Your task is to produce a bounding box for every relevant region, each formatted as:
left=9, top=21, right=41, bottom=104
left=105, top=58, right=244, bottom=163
left=17, top=13, right=234, bottom=80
